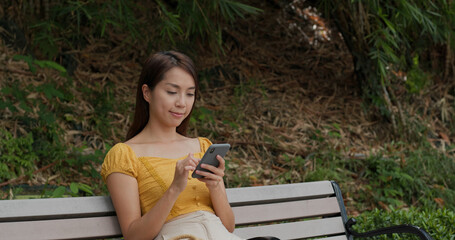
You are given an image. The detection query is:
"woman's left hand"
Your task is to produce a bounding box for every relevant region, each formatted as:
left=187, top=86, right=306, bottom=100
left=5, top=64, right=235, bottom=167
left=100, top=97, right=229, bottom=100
left=196, top=155, right=225, bottom=190
left=197, top=154, right=235, bottom=232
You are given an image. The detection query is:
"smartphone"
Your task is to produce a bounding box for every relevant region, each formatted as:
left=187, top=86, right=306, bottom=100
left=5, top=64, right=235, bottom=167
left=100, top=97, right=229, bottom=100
left=191, top=143, right=231, bottom=178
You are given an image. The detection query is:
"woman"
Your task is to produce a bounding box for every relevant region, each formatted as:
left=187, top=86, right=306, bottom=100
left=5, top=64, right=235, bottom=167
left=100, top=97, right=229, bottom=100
left=101, top=51, right=243, bottom=240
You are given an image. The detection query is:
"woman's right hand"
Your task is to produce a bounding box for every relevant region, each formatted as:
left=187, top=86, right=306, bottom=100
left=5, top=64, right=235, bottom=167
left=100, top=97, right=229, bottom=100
left=170, top=153, right=200, bottom=193
left=107, top=153, right=201, bottom=240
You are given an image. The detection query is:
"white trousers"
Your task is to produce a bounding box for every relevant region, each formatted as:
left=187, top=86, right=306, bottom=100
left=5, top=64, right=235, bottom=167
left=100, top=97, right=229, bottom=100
left=154, top=211, right=244, bottom=240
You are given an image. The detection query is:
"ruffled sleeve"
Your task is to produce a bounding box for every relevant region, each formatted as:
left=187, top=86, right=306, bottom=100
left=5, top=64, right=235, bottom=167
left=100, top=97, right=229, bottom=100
left=198, top=137, right=213, bottom=153
left=101, top=143, right=138, bottom=182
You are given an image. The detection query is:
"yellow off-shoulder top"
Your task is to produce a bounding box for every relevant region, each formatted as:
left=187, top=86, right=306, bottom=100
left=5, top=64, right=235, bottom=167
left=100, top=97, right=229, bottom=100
left=100, top=137, right=214, bottom=221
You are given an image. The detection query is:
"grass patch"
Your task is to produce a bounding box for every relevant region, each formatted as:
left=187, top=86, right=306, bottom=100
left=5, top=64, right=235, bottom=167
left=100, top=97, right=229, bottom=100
left=353, top=207, right=455, bottom=239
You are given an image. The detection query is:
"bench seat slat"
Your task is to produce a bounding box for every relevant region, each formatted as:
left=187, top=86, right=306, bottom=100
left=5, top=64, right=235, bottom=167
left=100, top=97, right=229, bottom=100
left=0, top=216, right=122, bottom=240
left=0, top=196, right=115, bottom=222
left=233, top=197, right=341, bottom=225
left=319, top=236, right=348, bottom=240
left=227, top=181, right=334, bottom=206
left=233, top=216, right=346, bottom=240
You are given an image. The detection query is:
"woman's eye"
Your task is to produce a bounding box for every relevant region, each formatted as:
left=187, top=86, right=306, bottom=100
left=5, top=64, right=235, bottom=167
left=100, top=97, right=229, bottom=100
left=187, top=93, right=195, bottom=97
left=167, top=91, right=177, bottom=95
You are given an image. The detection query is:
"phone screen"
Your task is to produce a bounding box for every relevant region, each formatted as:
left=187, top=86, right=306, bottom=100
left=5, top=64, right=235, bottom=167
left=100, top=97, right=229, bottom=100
left=191, top=143, right=230, bottom=178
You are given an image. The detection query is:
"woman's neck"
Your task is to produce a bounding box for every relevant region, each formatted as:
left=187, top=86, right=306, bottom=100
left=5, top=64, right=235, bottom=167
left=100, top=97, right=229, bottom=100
left=132, top=122, right=182, bottom=144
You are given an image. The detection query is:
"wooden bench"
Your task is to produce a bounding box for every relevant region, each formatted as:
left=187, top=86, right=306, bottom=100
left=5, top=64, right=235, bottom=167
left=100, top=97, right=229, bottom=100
left=0, top=180, right=433, bottom=239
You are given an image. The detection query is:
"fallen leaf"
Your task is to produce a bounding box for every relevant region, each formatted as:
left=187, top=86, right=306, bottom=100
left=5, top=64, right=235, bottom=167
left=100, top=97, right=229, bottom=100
left=434, top=198, right=445, bottom=208
left=378, top=201, right=390, bottom=211
left=439, top=132, right=451, bottom=145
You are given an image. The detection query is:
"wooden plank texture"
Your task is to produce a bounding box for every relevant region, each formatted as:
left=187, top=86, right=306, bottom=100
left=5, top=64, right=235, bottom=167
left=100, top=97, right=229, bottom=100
left=319, top=236, right=348, bottom=240
left=233, top=216, right=346, bottom=239
left=0, top=181, right=344, bottom=239
left=233, top=197, right=340, bottom=225
left=0, top=216, right=122, bottom=240
left=0, top=196, right=115, bottom=221
left=227, top=181, right=334, bottom=206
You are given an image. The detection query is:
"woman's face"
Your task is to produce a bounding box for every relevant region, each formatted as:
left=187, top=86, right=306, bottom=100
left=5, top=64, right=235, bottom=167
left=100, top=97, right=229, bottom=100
left=145, top=67, right=196, bottom=130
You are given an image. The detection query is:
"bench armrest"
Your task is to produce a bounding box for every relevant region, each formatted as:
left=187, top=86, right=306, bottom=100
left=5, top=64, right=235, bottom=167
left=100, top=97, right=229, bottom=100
left=346, top=218, right=434, bottom=240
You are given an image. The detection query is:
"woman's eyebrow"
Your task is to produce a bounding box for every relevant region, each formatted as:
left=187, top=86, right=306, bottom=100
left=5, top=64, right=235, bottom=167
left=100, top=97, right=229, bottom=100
left=165, top=83, right=196, bottom=90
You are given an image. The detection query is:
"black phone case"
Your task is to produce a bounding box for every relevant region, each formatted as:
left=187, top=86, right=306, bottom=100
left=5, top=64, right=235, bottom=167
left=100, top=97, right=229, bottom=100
left=191, top=143, right=230, bottom=178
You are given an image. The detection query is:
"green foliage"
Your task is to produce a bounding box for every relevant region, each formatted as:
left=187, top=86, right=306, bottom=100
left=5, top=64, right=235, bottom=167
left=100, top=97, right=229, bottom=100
left=353, top=208, right=455, bottom=239
left=0, top=75, right=69, bottom=150
left=82, top=81, right=123, bottom=139
left=226, top=171, right=252, bottom=187
left=69, top=182, right=94, bottom=196
left=0, top=186, right=24, bottom=200
left=2, top=183, right=95, bottom=199
left=319, top=0, right=455, bottom=135
left=0, top=130, right=38, bottom=181
left=277, top=154, right=307, bottom=183
left=30, top=0, right=140, bottom=59
left=357, top=144, right=455, bottom=210
left=300, top=141, right=455, bottom=211
left=66, top=145, right=108, bottom=179
left=191, top=106, right=215, bottom=125
left=304, top=151, right=350, bottom=183
left=30, top=20, right=62, bottom=59
left=156, top=0, right=262, bottom=52
left=405, top=55, right=430, bottom=94
left=45, top=182, right=94, bottom=198
left=228, top=78, right=266, bottom=124
left=0, top=57, right=108, bottom=185
left=13, top=55, right=67, bottom=73
left=19, top=0, right=260, bottom=59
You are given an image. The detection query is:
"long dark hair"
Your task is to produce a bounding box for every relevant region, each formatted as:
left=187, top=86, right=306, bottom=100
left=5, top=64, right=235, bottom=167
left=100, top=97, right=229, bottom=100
left=125, top=51, right=198, bottom=141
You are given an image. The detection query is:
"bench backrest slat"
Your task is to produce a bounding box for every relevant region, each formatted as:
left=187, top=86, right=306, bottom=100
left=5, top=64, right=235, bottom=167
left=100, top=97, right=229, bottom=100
left=0, top=216, right=121, bottom=240
left=233, top=216, right=346, bottom=240
left=0, top=196, right=115, bottom=222
left=227, top=181, right=335, bottom=206
left=232, top=197, right=340, bottom=225
left=0, top=180, right=345, bottom=239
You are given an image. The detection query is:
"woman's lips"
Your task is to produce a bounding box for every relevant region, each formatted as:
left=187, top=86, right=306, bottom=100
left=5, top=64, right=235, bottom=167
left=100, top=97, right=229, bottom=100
left=170, top=111, right=184, bottom=118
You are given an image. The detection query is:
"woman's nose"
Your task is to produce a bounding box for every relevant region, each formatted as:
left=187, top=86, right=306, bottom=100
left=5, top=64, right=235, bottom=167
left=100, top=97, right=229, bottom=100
left=176, top=94, right=186, bottom=107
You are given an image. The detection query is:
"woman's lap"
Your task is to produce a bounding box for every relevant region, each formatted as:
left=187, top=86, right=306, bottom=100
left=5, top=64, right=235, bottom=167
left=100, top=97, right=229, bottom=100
left=154, top=211, right=244, bottom=240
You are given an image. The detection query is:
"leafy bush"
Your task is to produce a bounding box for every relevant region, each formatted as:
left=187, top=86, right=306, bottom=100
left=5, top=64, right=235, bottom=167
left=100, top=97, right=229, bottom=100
left=0, top=130, right=38, bottom=181
left=352, top=208, right=455, bottom=239
left=358, top=144, right=455, bottom=210
left=0, top=55, right=109, bottom=186
left=43, top=182, right=94, bottom=198
left=300, top=140, right=455, bottom=212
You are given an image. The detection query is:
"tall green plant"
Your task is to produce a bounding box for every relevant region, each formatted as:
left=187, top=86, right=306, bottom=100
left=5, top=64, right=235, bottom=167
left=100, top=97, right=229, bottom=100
left=30, top=0, right=140, bottom=59
left=16, top=0, right=260, bottom=59
left=155, top=0, right=261, bottom=52
left=319, top=0, right=455, bottom=137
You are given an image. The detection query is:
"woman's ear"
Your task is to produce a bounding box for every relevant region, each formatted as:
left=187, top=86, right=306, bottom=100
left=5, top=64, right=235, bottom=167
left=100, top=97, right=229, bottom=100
left=142, top=84, right=151, bottom=103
